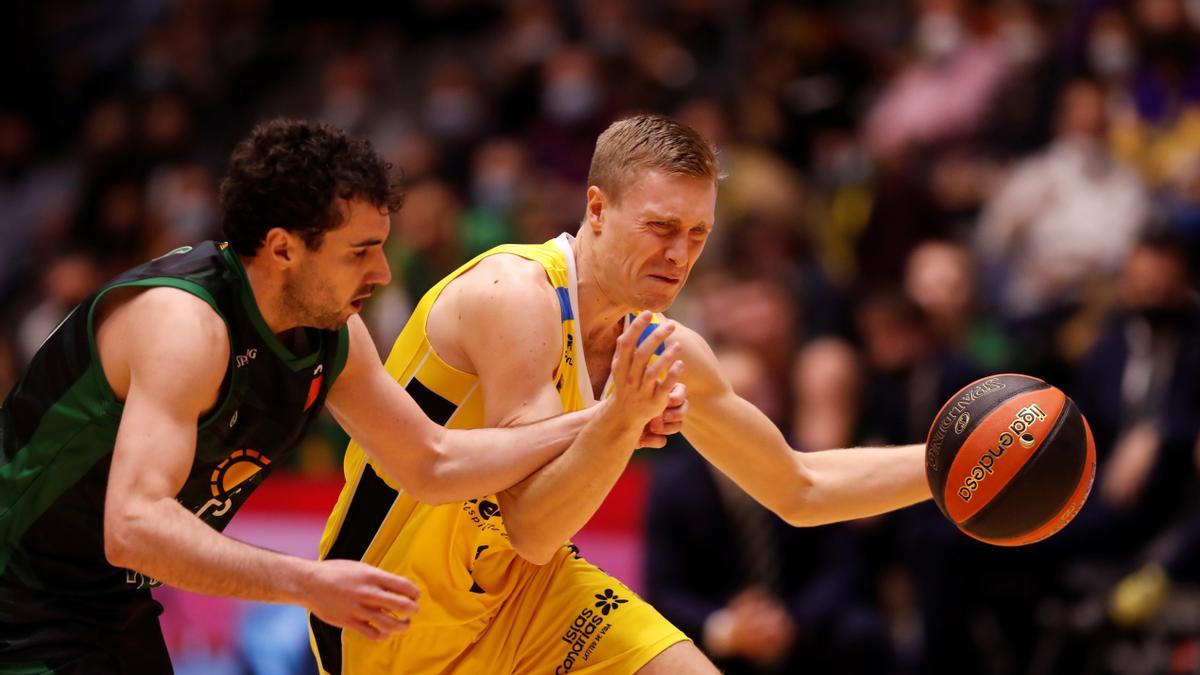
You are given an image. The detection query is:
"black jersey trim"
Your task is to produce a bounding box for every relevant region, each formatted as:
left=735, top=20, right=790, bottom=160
left=406, top=376, right=458, bottom=426
left=312, top=462, right=400, bottom=675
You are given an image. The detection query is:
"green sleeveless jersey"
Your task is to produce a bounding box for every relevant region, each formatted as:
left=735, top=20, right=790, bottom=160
left=0, top=241, right=348, bottom=624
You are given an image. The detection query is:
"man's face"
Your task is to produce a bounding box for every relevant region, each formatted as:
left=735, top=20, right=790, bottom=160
left=282, top=199, right=392, bottom=330
left=589, top=169, right=716, bottom=312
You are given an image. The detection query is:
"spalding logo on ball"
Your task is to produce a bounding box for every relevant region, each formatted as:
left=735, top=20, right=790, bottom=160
left=926, top=374, right=1097, bottom=546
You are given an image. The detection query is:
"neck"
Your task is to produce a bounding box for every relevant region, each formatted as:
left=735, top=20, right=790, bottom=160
left=570, top=233, right=633, bottom=348
left=240, top=255, right=297, bottom=335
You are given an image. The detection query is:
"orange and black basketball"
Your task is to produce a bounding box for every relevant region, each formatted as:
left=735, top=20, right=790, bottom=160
left=925, top=374, right=1096, bottom=546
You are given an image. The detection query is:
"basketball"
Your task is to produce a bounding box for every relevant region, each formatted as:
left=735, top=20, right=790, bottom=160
left=925, top=374, right=1097, bottom=546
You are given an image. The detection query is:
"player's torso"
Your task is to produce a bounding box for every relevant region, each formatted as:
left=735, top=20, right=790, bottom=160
left=0, top=241, right=347, bottom=599
left=320, top=236, right=591, bottom=625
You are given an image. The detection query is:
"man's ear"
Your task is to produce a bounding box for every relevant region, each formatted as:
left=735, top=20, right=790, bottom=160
left=262, top=227, right=299, bottom=268
left=586, top=185, right=607, bottom=235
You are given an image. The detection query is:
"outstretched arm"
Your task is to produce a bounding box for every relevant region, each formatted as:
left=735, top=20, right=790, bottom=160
left=326, top=314, right=599, bottom=505
left=101, top=288, right=416, bottom=640
left=676, top=325, right=930, bottom=526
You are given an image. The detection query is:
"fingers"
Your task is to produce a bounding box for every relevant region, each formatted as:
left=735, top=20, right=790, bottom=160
left=345, top=596, right=415, bottom=642
left=645, top=415, right=683, bottom=436
left=663, top=395, right=689, bottom=426
left=368, top=588, right=419, bottom=616
left=348, top=619, right=387, bottom=641
left=375, top=570, right=420, bottom=600
left=366, top=609, right=411, bottom=636
left=634, top=321, right=676, bottom=379
left=639, top=432, right=668, bottom=449
left=642, top=340, right=682, bottom=389
left=666, top=382, right=687, bottom=408
left=347, top=613, right=411, bottom=641
left=660, top=359, right=685, bottom=393
left=612, top=311, right=654, bottom=380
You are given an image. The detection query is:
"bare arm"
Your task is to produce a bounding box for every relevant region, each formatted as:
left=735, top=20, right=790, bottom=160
left=677, top=325, right=930, bottom=526
left=437, top=258, right=683, bottom=563
left=101, top=288, right=416, bottom=640
left=326, top=314, right=599, bottom=505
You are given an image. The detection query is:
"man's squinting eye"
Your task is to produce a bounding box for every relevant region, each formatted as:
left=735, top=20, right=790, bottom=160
left=353, top=249, right=369, bottom=259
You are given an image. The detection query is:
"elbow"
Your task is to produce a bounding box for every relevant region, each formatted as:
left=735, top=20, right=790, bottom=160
left=402, top=453, right=466, bottom=506
left=504, top=519, right=558, bottom=566
left=775, top=461, right=822, bottom=528
left=103, top=508, right=140, bottom=569
left=399, top=462, right=441, bottom=504
left=380, top=429, right=458, bottom=505
left=397, top=462, right=454, bottom=505
left=509, top=535, right=557, bottom=566
left=776, top=493, right=816, bottom=528
left=404, top=479, right=458, bottom=506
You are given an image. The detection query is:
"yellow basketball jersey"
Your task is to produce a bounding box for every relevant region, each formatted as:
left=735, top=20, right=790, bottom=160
left=310, top=234, right=681, bottom=675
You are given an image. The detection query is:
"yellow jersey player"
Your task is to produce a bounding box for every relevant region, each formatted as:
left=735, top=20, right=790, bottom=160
left=313, top=114, right=933, bottom=674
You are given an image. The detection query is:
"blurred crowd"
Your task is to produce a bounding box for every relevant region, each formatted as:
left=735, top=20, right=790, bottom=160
left=3, top=0, right=1200, bottom=673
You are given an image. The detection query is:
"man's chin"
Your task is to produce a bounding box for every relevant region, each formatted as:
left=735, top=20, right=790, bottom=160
left=634, top=293, right=676, bottom=314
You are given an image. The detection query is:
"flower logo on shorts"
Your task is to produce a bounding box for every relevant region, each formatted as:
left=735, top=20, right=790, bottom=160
left=594, top=589, right=628, bottom=615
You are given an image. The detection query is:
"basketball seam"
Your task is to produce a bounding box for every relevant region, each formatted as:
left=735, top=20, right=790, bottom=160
left=959, top=399, right=1077, bottom=538
left=929, top=378, right=1050, bottom=511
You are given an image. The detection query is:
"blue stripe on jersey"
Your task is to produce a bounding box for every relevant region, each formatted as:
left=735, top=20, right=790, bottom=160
left=631, top=314, right=666, bottom=355
left=556, top=287, right=574, bottom=321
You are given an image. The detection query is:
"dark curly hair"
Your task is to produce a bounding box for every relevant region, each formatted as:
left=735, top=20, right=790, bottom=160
left=219, top=119, right=404, bottom=255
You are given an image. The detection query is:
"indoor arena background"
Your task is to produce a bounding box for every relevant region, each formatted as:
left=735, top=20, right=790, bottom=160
left=2, top=1, right=1200, bottom=674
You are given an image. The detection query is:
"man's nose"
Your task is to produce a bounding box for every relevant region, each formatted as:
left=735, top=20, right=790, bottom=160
left=371, top=248, right=392, bottom=286
left=664, top=234, right=688, bottom=266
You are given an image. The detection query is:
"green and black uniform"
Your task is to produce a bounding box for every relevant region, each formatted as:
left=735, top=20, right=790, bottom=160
left=0, top=242, right=349, bottom=674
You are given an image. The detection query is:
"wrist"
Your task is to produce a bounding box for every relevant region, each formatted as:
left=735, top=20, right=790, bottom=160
left=279, top=558, right=319, bottom=606
left=593, top=399, right=647, bottom=447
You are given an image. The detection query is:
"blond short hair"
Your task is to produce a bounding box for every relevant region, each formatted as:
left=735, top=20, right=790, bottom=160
left=587, top=114, right=719, bottom=203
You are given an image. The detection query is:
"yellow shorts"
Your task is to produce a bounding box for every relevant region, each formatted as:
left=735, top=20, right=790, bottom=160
left=329, top=546, right=688, bottom=674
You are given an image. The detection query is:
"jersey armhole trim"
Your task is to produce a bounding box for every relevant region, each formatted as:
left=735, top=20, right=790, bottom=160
left=329, top=324, right=351, bottom=383
left=85, top=277, right=238, bottom=428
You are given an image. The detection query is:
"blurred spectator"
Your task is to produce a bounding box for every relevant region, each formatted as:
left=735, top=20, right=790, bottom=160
left=386, top=178, right=463, bottom=300
left=75, top=179, right=152, bottom=275
left=978, top=0, right=1060, bottom=159
left=1109, top=0, right=1200, bottom=189
left=645, top=345, right=892, bottom=675
left=801, top=127, right=874, bottom=286
left=0, top=112, right=78, bottom=301
left=16, top=251, right=103, bottom=365
left=864, top=0, right=1010, bottom=162
left=905, top=240, right=1012, bottom=370
left=690, top=276, right=801, bottom=424
left=856, top=289, right=981, bottom=446
left=1073, top=234, right=1200, bottom=553
left=977, top=78, right=1148, bottom=323
left=791, top=337, right=861, bottom=453
left=422, top=60, right=489, bottom=182
left=527, top=46, right=609, bottom=183
left=319, top=51, right=374, bottom=137
left=461, top=136, right=525, bottom=254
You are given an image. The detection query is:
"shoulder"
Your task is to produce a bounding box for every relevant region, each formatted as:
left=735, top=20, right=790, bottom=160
left=671, top=322, right=728, bottom=397
left=431, top=253, right=562, bottom=367
left=101, top=286, right=228, bottom=355
left=449, top=253, right=558, bottom=314
left=97, top=286, right=229, bottom=405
